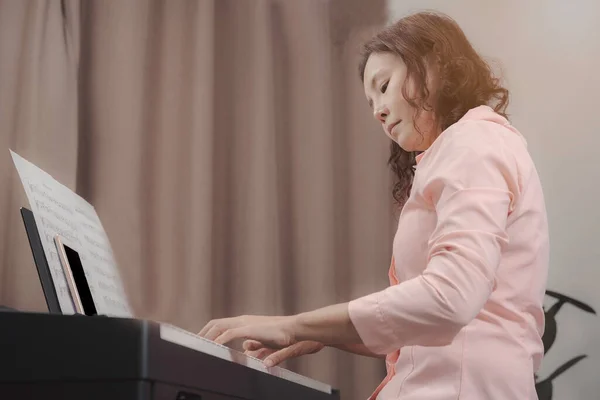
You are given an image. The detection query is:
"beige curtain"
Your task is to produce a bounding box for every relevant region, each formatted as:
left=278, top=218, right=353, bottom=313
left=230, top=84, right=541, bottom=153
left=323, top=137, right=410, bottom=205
left=0, top=0, right=392, bottom=398
left=0, top=0, right=80, bottom=311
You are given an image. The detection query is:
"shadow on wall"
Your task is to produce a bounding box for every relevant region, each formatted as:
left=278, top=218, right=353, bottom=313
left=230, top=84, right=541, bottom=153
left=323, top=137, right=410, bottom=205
left=535, top=290, right=597, bottom=400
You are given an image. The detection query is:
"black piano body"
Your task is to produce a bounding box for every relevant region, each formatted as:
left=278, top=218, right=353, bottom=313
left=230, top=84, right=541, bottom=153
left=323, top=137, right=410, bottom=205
left=0, top=311, right=340, bottom=400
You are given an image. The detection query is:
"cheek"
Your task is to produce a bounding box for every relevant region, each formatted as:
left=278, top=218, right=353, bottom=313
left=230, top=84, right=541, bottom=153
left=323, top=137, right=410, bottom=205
left=387, top=85, right=403, bottom=109
left=390, top=91, right=410, bottom=119
left=414, top=109, right=436, bottom=130
left=402, top=74, right=422, bottom=99
left=390, top=79, right=412, bottom=114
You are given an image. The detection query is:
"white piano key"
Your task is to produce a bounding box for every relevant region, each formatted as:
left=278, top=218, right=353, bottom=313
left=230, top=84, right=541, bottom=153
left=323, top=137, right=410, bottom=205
left=159, top=323, right=332, bottom=394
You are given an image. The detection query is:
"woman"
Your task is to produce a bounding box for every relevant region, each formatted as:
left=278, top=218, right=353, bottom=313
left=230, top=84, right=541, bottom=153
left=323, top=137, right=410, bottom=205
left=199, top=11, right=548, bottom=399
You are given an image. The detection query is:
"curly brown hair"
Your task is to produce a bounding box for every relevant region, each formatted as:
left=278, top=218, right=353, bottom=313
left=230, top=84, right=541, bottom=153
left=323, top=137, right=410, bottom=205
left=358, top=11, right=509, bottom=207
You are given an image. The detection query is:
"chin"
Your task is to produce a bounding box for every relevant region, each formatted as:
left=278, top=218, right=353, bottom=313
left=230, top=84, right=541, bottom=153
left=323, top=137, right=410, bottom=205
left=395, top=130, right=429, bottom=152
left=395, top=136, right=418, bottom=152
left=396, top=142, right=414, bottom=152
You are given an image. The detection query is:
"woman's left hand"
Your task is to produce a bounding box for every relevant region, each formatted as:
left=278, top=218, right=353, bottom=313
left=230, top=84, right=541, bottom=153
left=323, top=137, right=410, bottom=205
left=198, top=315, right=298, bottom=349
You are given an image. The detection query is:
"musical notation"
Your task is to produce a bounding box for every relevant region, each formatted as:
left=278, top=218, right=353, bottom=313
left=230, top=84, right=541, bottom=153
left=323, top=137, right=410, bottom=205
left=24, top=179, right=73, bottom=214
left=10, top=150, right=132, bottom=318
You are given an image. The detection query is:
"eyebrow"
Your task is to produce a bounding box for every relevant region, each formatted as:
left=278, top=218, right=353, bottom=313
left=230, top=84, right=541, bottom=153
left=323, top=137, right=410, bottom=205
left=370, top=70, right=382, bottom=90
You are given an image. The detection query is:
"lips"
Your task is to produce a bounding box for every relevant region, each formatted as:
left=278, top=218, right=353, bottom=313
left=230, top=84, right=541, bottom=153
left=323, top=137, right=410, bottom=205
left=386, top=120, right=401, bottom=136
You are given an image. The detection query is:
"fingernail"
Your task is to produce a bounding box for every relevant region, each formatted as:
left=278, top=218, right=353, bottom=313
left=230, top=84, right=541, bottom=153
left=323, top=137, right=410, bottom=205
left=264, top=359, right=274, bottom=367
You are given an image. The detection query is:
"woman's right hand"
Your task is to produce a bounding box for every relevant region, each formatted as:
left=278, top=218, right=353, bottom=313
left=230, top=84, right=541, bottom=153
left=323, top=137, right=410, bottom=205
left=243, top=339, right=324, bottom=367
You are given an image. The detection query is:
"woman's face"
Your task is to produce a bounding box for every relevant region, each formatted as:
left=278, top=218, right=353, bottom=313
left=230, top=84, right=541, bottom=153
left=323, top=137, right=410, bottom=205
left=363, top=52, right=437, bottom=152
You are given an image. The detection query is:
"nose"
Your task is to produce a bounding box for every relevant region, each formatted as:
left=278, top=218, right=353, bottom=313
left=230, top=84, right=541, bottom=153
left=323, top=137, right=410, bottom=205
left=374, top=106, right=388, bottom=123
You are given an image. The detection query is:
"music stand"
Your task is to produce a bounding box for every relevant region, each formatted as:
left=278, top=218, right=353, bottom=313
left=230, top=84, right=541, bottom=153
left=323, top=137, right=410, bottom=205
left=20, top=207, right=61, bottom=314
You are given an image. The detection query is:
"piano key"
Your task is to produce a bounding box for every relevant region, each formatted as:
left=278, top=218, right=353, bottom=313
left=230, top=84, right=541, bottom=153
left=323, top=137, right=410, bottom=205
left=159, top=323, right=332, bottom=394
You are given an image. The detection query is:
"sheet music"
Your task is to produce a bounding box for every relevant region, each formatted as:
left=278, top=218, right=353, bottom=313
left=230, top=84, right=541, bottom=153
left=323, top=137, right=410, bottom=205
left=10, top=150, right=132, bottom=317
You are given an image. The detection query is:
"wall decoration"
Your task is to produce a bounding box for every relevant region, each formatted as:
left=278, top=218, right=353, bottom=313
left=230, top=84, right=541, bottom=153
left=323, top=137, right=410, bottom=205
left=535, top=290, right=597, bottom=400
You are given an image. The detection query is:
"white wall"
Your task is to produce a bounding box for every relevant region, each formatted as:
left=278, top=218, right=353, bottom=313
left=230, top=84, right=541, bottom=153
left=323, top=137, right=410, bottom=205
left=386, top=2, right=600, bottom=399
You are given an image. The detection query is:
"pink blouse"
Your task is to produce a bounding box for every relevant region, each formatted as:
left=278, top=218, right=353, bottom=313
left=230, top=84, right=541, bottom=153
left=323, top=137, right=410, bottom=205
left=348, top=105, right=549, bottom=399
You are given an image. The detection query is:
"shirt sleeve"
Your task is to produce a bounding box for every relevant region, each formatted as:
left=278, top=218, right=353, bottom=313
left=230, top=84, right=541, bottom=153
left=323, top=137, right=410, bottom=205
left=348, top=122, right=521, bottom=355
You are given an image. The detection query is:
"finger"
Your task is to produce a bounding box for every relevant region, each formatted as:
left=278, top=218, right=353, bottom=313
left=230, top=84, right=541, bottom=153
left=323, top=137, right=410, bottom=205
left=243, top=340, right=264, bottom=351
left=243, top=340, right=274, bottom=359
left=199, top=318, right=229, bottom=338
left=246, top=348, right=273, bottom=360
left=199, top=316, right=241, bottom=338
left=204, top=324, right=227, bottom=342
left=264, top=342, right=322, bottom=366
left=244, top=349, right=260, bottom=358
left=198, top=320, right=215, bottom=337
left=264, top=346, right=298, bottom=367
left=214, top=328, right=247, bottom=346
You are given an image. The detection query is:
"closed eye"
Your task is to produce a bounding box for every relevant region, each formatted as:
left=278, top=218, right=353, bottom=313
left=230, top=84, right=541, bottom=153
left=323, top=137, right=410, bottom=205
left=380, top=80, right=389, bottom=93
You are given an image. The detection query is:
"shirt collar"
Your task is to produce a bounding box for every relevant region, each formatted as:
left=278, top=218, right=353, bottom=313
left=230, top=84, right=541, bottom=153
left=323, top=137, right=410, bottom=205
left=415, top=151, right=425, bottom=164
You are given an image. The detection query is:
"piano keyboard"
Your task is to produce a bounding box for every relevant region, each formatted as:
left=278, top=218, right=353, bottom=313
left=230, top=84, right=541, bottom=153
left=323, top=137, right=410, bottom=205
left=159, top=323, right=333, bottom=394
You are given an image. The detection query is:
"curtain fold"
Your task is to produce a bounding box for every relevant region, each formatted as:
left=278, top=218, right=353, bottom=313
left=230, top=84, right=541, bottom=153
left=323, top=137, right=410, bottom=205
left=0, top=0, right=80, bottom=310
left=1, top=1, right=389, bottom=398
